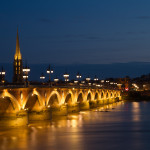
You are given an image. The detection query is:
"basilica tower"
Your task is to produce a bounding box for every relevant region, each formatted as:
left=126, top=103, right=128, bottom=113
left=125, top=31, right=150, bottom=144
left=13, top=29, right=23, bottom=83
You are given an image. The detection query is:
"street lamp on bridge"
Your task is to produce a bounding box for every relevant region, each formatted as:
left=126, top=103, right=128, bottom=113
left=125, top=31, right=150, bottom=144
left=54, top=77, right=59, bottom=82
left=86, top=76, right=91, bottom=86
left=76, top=72, right=82, bottom=80
left=63, top=72, right=69, bottom=82
left=0, top=67, right=6, bottom=84
left=40, top=73, right=45, bottom=83
left=23, top=65, right=30, bottom=86
left=46, top=65, right=54, bottom=85
left=86, top=77, right=91, bottom=82
left=94, top=75, right=98, bottom=81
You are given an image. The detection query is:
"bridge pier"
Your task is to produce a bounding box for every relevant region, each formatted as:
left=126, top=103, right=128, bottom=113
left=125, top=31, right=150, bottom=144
left=97, top=100, right=104, bottom=107
left=28, top=107, right=51, bottom=121
left=0, top=110, right=28, bottom=127
left=67, top=103, right=80, bottom=114
left=79, top=101, right=90, bottom=110
left=50, top=104, right=67, bottom=117
left=89, top=100, right=97, bottom=109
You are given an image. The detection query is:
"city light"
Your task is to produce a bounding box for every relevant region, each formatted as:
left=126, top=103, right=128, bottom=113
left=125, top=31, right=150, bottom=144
left=94, top=75, right=98, bottom=81
left=101, top=80, right=104, bottom=83
left=40, top=73, right=45, bottom=83
left=63, top=72, right=69, bottom=82
left=76, top=72, right=82, bottom=80
left=74, top=80, right=78, bottom=84
left=86, top=77, right=91, bottom=81
left=23, top=65, right=30, bottom=85
left=46, top=65, right=54, bottom=84
left=54, top=78, right=59, bottom=82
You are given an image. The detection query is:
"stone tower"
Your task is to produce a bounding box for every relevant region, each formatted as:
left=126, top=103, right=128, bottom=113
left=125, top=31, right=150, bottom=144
left=13, top=29, right=23, bottom=83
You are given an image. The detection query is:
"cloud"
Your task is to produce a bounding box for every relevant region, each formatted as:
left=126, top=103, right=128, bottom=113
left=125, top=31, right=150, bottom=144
left=137, top=16, right=150, bottom=19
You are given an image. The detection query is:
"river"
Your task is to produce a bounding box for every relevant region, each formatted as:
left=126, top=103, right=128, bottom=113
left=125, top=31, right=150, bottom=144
left=0, top=101, right=150, bottom=150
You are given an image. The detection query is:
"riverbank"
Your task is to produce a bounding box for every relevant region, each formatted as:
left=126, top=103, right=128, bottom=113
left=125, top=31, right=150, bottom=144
left=122, top=91, right=150, bottom=101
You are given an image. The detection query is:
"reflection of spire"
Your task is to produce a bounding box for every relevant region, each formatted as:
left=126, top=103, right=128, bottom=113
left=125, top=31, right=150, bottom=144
left=14, top=28, right=22, bottom=60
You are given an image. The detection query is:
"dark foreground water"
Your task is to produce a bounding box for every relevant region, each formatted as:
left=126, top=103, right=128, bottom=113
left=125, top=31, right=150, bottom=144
left=0, top=101, right=150, bottom=150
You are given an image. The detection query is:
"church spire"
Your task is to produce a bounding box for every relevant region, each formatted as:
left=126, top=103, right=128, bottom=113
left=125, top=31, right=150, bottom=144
left=13, top=28, right=23, bottom=83
left=14, top=28, right=22, bottom=60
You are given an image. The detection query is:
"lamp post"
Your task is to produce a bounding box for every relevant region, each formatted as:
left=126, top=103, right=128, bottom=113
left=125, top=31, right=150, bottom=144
left=63, top=72, right=69, bottom=82
left=86, top=77, right=91, bottom=82
left=94, top=75, right=98, bottom=86
left=46, top=65, right=53, bottom=85
left=76, top=72, right=82, bottom=81
left=0, top=67, right=5, bottom=84
left=54, top=77, right=59, bottom=82
left=94, top=75, right=98, bottom=81
left=86, top=76, right=91, bottom=86
left=23, top=65, right=30, bottom=86
left=40, top=73, right=45, bottom=83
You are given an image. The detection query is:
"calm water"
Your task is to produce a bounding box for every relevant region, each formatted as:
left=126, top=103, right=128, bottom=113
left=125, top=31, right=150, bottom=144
left=1, top=101, right=150, bottom=150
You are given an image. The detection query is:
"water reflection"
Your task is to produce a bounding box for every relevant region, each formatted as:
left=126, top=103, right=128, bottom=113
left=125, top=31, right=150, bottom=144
left=1, top=101, right=150, bottom=150
left=132, top=102, right=141, bottom=122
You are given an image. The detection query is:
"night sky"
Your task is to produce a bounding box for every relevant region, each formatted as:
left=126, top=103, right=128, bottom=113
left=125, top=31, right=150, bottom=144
left=1, top=0, right=150, bottom=65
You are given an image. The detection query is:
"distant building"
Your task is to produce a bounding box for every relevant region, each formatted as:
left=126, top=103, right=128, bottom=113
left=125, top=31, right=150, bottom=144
left=13, top=29, right=23, bottom=83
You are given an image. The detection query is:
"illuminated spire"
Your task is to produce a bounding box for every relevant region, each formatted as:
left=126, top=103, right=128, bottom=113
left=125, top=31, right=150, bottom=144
left=14, top=28, right=22, bottom=60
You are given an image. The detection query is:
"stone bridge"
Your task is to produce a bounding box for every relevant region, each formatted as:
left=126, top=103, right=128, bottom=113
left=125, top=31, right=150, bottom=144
left=0, top=86, right=121, bottom=126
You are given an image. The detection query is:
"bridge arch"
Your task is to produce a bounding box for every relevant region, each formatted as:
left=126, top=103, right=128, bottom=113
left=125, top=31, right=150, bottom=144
left=24, top=92, right=43, bottom=111
left=65, top=93, right=73, bottom=105
left=94, top=92, right=99, bottom=100
left=77, top=93, right=84, bottom=103
left=110, top=92, right=113, bottom=98
left=87, top=92, right=92, bottom=101
left=47, top=91, right=61, bottom=106
left=48, top=94, right=59, bottom=107
left=106, top=92, right=109, bottom=99
left=101, top=91, right=104, bottom=99
left=0, top=92, right=20, bottom=113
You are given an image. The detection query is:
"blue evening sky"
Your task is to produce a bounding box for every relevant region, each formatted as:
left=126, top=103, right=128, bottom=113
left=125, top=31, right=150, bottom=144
left=1, top=0, right=150, bottom=64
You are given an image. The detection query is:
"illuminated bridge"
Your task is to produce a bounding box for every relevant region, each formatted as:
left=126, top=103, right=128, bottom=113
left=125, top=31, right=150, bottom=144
left=0, top=85, right=121, bottom=126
